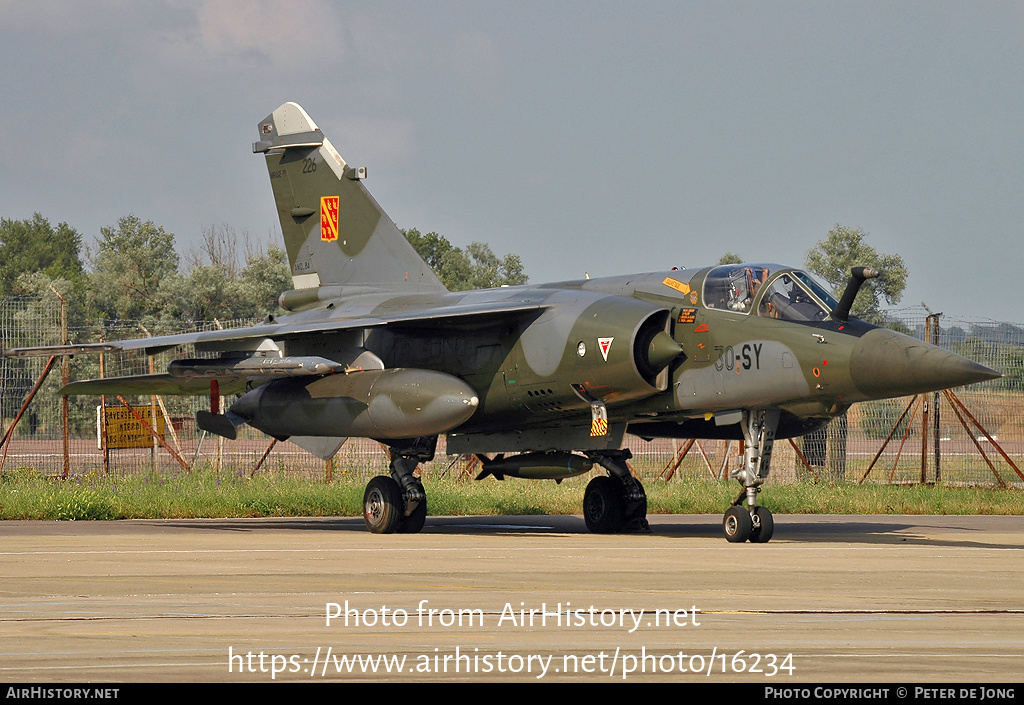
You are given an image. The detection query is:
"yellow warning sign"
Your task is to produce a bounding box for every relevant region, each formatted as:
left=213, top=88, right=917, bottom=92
left=102, top=405, right=165, bottom=450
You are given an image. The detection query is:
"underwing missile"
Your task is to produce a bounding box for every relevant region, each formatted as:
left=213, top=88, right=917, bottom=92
left=167, top=356, right=345, bottom=378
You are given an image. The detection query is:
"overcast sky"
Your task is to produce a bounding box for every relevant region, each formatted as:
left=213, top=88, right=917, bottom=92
left=2, top=1, right=1021, bottom=322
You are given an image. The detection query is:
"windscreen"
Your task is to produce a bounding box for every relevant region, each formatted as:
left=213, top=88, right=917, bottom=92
left=757, top=272, right=831, bottom=322
left=792, top=271, right=840, bottom=311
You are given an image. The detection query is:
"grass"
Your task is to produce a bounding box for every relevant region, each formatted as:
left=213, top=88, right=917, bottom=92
left=1, top=465, right=1022, bottom=521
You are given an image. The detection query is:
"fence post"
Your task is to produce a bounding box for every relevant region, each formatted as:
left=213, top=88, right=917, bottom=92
left=48, top=284, right=71, bottom=479
left=930, top=313, right=942, bottom=483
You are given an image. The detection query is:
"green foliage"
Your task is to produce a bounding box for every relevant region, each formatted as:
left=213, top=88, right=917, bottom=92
left=805, top=224, right=908, bottom=324
left=0, top=214, right=294, bottom=435
left=404, top=228, right=528, bottom=291
left=46, top=485, right=121, bottom=520
left=87, top=215, right=180, bottom=322
left=717, top=252, right=743, bottom=265
left=157, top=265, right=244, bottom=323
left=2, top=469, right=1023, bottom=520
left=3, top=212, right=522, bottom=328
left=238, top=245, right=291, bottom=315
left=78, top=218, right=293, bottom=326
left=0, top=213, right=85, bottom=297
left=0, top=471, right=121, bottom=520
left=157, top=227, right=291, bottom=325
left=403, top=229, right=455, bottom=273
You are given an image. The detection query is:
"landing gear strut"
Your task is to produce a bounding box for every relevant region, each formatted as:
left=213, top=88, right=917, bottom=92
left=723, top=408, right=778, bottom=543
left=362, top=436, right=435, bottom=534
left=583, top=449, right=650, bottom=533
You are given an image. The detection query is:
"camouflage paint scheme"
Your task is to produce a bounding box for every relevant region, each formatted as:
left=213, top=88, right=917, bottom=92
left=4, top=103, right=998, bottom=541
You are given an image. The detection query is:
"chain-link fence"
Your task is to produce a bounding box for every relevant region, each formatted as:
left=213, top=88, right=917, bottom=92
left=1, top=295, right=65, bottom=469
left=774, top=307, right=1023, bottom=487
left=2, top=298, right=1021, bottom=487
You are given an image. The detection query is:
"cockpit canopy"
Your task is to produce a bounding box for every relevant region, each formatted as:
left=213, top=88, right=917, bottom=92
left=702, top=264, right=840, bottom=322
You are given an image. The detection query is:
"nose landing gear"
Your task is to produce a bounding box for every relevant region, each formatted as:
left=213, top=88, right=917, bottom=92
left=723, top=501, right=774, bottom=543
left=723, top=408, right=778, bottom=543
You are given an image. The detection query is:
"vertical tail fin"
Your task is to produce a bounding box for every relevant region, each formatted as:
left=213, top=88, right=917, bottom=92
left=253, top=103, right=445, bottom=293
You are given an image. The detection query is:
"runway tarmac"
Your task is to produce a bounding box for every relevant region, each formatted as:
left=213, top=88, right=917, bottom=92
left=0, top=514, right=1021, bottom=682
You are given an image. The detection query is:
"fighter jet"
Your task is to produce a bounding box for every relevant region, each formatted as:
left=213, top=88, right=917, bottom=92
left=4, top=103, right=999, bottom=542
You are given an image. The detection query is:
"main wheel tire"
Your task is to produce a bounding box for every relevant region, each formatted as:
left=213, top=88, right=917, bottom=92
left=397, top=496, right=427, bottom=534
left=363, top=476, right=403, bottom=534
left=583, top=475, right=625, bottom=533
left=622, top=478, right=649, bottom=532
left=723, top=505, right=753, bottom=543
left=749, top=506, right=774, bottom=543
left=626, top=478, right=648, bottom=517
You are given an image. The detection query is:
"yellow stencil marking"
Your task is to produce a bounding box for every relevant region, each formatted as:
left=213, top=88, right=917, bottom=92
left=663, top=277, right=691, bottom=295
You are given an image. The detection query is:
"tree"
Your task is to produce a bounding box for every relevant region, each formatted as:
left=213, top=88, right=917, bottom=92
left=157, top=232, right=291, bottom=325
left=87, top=215, right=179, bottom=322
left=0, top=213, right=85, bottom=297
left=804, top=224, right=908, bottom=325
left=717, top=252, right=743, bottom=265
left=238, top=244, right=291, bottom=316
left=403, top=229, right=528, bottom=291
left=463, top=242, right=527, bottom=290
left=155, top=265, right=245, bottom=325
left=403, top=229, right=457, bottom=274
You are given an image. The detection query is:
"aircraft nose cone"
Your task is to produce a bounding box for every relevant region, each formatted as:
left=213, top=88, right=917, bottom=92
left=850, top=328, right=1000, bottom=399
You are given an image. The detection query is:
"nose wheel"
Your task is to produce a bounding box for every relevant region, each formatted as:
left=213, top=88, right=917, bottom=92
left=723, top=504, right=774, bottom=543
left=750, top=505, right=774, bottom=543
left=722, top=505, right=752, bottom=542
left=723, top=408, right=779, bottom=543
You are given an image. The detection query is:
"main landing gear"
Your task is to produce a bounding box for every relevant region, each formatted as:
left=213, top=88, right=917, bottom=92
left=723, top=408, right=778, bottom=543
left=582, top=449, right=650, bottom=534
left=363, top=437, right=434, bottom=534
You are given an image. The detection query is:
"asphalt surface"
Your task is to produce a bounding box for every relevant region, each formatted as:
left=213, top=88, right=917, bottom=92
left=1, top=514, right=1021, bottom=682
